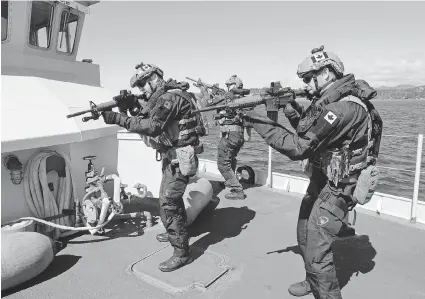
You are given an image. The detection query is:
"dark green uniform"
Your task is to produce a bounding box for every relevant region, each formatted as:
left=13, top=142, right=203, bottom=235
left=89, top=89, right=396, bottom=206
left=102, top=80, right=205, bottom=258
left=210, top=91, right=247, bottom=198
left=245, top=74, right=379, bottom=298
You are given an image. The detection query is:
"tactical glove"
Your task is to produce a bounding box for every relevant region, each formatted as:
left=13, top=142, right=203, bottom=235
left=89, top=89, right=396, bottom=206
left=237, top=110, right=254, bottom=128
left=102, top=110, right=119, bottom=125
left=118, top=106, right=129, bottom=116
left=284, top=106, right=300, bottom=121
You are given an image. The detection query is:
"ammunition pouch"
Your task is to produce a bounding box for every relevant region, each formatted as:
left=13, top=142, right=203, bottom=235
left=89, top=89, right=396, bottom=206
left=321, top=148, right=351, bottom=186
left=353, top=164, right=379, bottom=205
left=174, top=145, right=199, bottom=176
left=220, top=124, right=244, bottom=134
left=320, top=143, right=375, bottom=188
left=167, top=144, right=203, bottom=176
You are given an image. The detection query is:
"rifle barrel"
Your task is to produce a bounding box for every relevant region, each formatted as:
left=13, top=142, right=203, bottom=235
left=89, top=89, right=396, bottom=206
left=185, top=77, right=197, bottom=83
left=192, top=90, right=302, bottom=114
left=194, top=104, right=227, bottom=113
left=193, top=97, right=265, bottom=113
left=66, top=109, right=92, bottom=118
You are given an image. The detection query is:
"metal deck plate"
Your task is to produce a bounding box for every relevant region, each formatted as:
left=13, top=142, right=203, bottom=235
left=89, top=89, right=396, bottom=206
left=127, top=244, right=232, bottom=293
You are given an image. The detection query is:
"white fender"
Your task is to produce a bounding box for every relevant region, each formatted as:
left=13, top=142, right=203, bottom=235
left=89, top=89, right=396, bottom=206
left=183, top=177, right=213, bottom=225
left=1, top=232, right=55, bottom=291
left=1, top=220, right=34, bottom=235
left=124, top=177, right=214, bottom=225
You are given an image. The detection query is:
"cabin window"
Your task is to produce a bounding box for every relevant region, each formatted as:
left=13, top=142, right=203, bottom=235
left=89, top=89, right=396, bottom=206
left=57, top=10, right=78, bottom=54
left=28, top=1, right=54, bottom=48
left=1, top=1, right=9, bottom=41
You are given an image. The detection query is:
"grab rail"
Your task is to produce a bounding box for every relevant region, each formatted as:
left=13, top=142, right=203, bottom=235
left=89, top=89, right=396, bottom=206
left=266, top=133, right=424, bottom=223
left=411, top=134, right=423, bottom=223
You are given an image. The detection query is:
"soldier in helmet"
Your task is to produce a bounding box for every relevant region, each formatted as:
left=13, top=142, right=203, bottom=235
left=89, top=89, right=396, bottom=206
left=102, top=62, right=206, bottom=272
left=207, top=75, right=251, bottom=200
left=240, top=46, right=382, bottom=298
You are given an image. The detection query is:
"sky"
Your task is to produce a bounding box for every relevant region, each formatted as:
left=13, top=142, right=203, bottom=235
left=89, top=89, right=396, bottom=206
left=77, top=1, right=425, bottom=93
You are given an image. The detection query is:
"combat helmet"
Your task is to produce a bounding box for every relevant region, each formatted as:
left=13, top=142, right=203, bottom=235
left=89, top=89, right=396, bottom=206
left=225, top=74, right=243, bottom=89
left=297, top=46, right=345, bottom=79
left=130, top=62, right=164, bottom=88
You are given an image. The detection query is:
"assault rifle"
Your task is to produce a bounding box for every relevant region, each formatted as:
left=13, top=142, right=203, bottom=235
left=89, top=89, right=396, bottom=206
left=185, top=77, right=226, bottom=96
left=193, top=81, right=307, bottom=123
left=66, top=90, right=146, bottom=122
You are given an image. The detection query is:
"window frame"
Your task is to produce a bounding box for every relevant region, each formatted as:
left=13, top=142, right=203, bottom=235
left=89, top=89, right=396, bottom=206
left=1, top=0, right=12, bottom=43
left=55, top=8, right=79, bottom=56
left=26, top=0, right=56, bottom=51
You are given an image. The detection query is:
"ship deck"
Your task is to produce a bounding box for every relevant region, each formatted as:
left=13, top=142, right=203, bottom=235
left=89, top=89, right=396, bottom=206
left=3, top=173, right=425, bottom=299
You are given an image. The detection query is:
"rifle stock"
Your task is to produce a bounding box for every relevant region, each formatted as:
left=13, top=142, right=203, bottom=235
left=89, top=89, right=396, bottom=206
left=185, top=76, right=226, bottom=96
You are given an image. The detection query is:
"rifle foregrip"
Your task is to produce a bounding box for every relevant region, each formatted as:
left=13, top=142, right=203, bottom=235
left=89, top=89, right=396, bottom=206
left=96, top=100, right=118, bottom=111
left=267, top=111, right=278, bottom=122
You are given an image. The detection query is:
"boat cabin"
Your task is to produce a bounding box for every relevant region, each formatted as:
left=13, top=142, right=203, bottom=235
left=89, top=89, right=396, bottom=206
left=2, top=0, right=100, bottom=86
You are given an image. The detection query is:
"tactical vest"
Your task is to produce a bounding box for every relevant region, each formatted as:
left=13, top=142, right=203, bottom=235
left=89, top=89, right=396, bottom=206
left=149, top=90, right=206, bottom=152
left=319, top=95, right=374, bottom=186
left=217, top=93, right=244, bottom=133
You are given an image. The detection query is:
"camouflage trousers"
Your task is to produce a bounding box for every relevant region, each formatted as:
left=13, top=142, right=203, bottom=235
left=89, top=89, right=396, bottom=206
left=159, top=158, right=191, bottom=257
left=217, top=131, right=245, bottom=192
left=297, top=167, right=355, bottom=299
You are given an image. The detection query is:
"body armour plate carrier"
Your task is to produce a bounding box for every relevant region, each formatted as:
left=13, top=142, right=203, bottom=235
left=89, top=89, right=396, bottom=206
left=321, top=96, right=373, bottom=184
left=151, top=90, right=206, bottom=151
left=217, top=94, right=245, bottom=133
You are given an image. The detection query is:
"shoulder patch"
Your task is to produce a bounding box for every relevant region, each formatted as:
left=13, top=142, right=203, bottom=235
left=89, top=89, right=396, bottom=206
left=309, top=107, right=341, bottom=142
left=153, top=96, right=175, bottom=121
left=164, top=100, right=172, bottom=110
left=324, top=111, right=337, bottom=124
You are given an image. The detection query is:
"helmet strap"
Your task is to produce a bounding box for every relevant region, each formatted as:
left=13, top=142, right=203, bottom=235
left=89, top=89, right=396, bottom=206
left=312, top=75, right=321, bottom=96
left=147, top=73, right=164, bottom=94
left=148, top=82, right=155, bottom=93
left=312, top=71, right=336, bottom=96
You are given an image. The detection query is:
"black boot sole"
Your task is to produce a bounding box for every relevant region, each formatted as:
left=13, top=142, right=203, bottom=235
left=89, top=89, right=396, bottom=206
left=288, top=290, right=312, bottom=297
left=156, top=237, right=169, bottom=242
left=159, top=257, right=194, bottom=272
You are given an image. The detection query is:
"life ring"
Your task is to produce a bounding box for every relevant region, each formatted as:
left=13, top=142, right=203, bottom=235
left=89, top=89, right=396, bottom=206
left=236, top=165, right=255, bottom=185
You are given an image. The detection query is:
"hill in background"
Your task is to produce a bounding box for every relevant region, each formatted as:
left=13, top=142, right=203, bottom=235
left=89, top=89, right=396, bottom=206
left=248, top=84, right=425, bottom=100
left=374, top=85, right=425, bottom=100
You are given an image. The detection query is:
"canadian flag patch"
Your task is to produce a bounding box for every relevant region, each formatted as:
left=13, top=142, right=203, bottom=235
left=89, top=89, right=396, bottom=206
left=324, top=111, right=337, bottom=124
left=141, top=64, right=152, bottom=71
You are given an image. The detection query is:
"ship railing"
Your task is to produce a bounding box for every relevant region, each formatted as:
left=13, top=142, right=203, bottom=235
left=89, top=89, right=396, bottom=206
left=265, top=133, right=424, bottom=223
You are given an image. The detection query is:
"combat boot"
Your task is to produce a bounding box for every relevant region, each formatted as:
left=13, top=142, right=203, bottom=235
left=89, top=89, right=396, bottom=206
left=338, top=223, right=356, bottom=238
left=156, top=232, right=169, bottom=242
left=225, top=191, right=246, bottom=200
left=288, top=280, right=312, bottom=297
left=158, top=254, right=193, bottom=272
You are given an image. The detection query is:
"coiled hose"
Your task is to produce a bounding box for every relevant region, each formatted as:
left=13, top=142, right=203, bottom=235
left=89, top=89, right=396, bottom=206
left=20, top=150, right=115, bottom=239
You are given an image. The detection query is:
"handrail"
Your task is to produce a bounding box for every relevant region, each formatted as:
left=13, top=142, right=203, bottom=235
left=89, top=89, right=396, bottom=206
left=266, top=133, right=424, bottom=224
left=377, top=166, right=425, bottom=174
left=411, top=134, right=423, bottom=223
left=382, top=134, right=418, bottom=138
